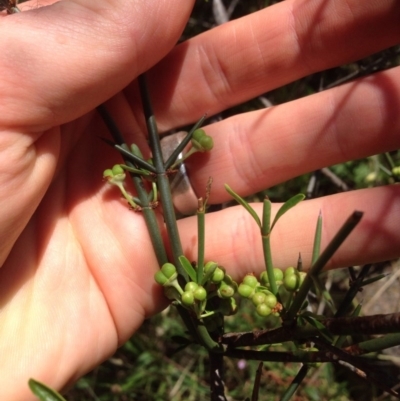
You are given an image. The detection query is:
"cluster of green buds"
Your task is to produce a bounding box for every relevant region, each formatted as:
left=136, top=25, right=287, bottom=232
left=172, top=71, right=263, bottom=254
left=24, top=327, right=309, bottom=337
left=170, top=129, right=214, bottom=169
left=238, top=273, right=280, bottom=317
left=191, top=129, right=214, bottom=152
left=103, top=158, right=158, bottom=210
left=238, top=267, right=306, bottom=317
left=154, top=260, right=238, bottom=319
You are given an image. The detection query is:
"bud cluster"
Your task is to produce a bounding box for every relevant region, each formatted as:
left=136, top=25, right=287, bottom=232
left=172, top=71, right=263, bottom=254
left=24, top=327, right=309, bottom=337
left=238, top=267, right=306, bottom=317
left=154, top=261, right=238, bottom=319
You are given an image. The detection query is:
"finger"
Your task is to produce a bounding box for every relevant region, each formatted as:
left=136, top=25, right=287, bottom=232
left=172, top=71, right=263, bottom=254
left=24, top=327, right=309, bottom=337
left=0, top=0, right=194, bottom=128
left=178, top=185, right=400, bottom=279
left=143, top=0, right=400, bottom=129
left=0, top=0, right=193, bottom=263
left=186, top=66, right=400, bottom=203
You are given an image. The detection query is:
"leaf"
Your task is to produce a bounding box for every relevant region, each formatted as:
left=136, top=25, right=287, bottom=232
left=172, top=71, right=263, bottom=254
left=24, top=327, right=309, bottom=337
left=300, top=312, right=334, bottom=343
left=311, top=211, right=322, bottom=264
left=270, top=194, right=305, bottom=232
left=361, top=273, right=390, bottom=287
left=225, top=184, right=261, bottom=228
left=28, top=379, right=67, bottom=401
left=178, top=256, right=197, bottom=282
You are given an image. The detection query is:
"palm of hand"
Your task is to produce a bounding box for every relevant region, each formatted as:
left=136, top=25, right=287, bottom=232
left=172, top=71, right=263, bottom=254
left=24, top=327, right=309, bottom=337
left=0, top=0, right=193, bottom=397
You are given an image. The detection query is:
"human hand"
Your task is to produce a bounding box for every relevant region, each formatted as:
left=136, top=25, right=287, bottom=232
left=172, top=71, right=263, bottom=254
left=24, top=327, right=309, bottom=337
left=1, top=0, right=400, bottom=399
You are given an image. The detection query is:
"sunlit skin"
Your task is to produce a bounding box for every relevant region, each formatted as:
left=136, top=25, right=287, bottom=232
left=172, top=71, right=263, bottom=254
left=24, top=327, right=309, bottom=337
left=0, top=0, right=399, bottom=399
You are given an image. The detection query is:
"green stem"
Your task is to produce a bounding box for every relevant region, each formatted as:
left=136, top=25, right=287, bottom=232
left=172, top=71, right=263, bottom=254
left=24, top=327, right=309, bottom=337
left=138, top=75, right=186, bottom=279
left=97, top=105, right=168, bottom=266
left=137, top=74, right=222, bottom=353
left=262, top=198, right=277, bottom=295
left=347, top=333, right=400, bottom=355
left=285, top=211, right=363, bottom=322
left=280, top=365, right=309, bottom=401
left=197, top=205, right=205, bottom=284
left=165, top=115, right=207, bottom=170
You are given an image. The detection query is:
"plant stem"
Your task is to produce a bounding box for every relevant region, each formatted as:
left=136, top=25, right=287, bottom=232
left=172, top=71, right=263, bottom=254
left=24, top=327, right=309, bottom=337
left=285, top=211, right=363, bottom=322
left=279, top=365, right=309, bottom=401
left=137, top=75, right=186, bottom=279
left=262, top=198, right=278, bottom=294
left=97, top=105, right=168, bottom=266
left=137, top=74, right=222, bottom=353
left=197, top=204, right=205, bottom=284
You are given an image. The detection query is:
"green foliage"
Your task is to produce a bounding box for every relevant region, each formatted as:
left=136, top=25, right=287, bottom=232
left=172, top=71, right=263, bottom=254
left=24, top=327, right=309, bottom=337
left=29, top=379, right=67, bottom=401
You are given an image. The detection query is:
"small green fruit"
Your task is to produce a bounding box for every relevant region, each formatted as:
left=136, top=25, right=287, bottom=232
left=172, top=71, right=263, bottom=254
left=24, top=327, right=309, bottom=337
left=181, top=291, right=195, bottom=306
left=238, top=283, right=255, bottom=298
left=211, top=267, right=225, bottom=283
left=242, top=274, right=259, bottom=288
left=161, top=263, right=177, bottom=279
left=218, top=283, right=235, bottom=298
left=252, top=292, right=266, bottom=306
left=284, top=266, right=296, bottom=277
left=154, top=270, right=168, bottom=286
left=185, top=281, right=199, bottom=293
left=112, top=164, right=125, bottom=175
left=256, top=304, right=272, bottom=317
left=283, top=274, right=299, bottom=292
left=191, top=129, right=214, bottom=151
left=264, top=293, right=278, bottom=308
left=194, top=286, right=207, bottom=301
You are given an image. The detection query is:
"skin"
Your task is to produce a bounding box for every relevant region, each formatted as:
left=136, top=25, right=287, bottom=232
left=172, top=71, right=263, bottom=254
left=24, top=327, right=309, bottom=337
left=0, top=0, right=399, bottom=398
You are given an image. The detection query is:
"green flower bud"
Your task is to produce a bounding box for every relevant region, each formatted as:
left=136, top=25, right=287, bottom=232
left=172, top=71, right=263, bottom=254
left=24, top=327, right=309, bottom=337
left=284, top=266, right=297, bottom=277
left=392, top=166, right=400, bottom=177
left=283, top=273, right=299, bottom=292
left=211, top=267, right=225, bottom=283
left=252, top=292, right=267, bottom=306
left=103, top=169, right=113, bottom=179
left=112, top=164, right=125, bottom=176
left=238, top=283, right=255, bottom=298
left=264, top=293, right=278, bottom=308
left=256, top=304, right=272, bottom=317
left=161, top=263, right=177, bottom=279
left=191, top=129, right=214, bottom=152
left=154, top=270, right=169, bottom=286
left=223, top=274, right=238, bottom=289
left=194, top=286, right=207, bottom=301
left=185, top=281, right=199, bottom=293
left=103, top=164, right=126, bottom=186
left=218, top=283, right=235, bottom=298
left=242, top=274, right=259, bottom=288
left=181, top=291, right=195, bottom=306
left=192, top=128, right=206, bottom=142
left=260, top=268, right=284, bottom=286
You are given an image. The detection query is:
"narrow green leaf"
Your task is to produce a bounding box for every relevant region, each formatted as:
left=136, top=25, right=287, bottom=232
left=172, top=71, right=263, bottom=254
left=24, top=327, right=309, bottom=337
left=361, top=273, right=390, bottom=287
left=270, top=194, right=305, bottom=232
left=311, top=211, right=322, bottom=264
left=178, top=255, right=197, bottom=282
left=300, top=313, right=334, bottom=343
left=28, top=379, right=67, bottom=401
left=225, top=184, right=261, bottom=228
